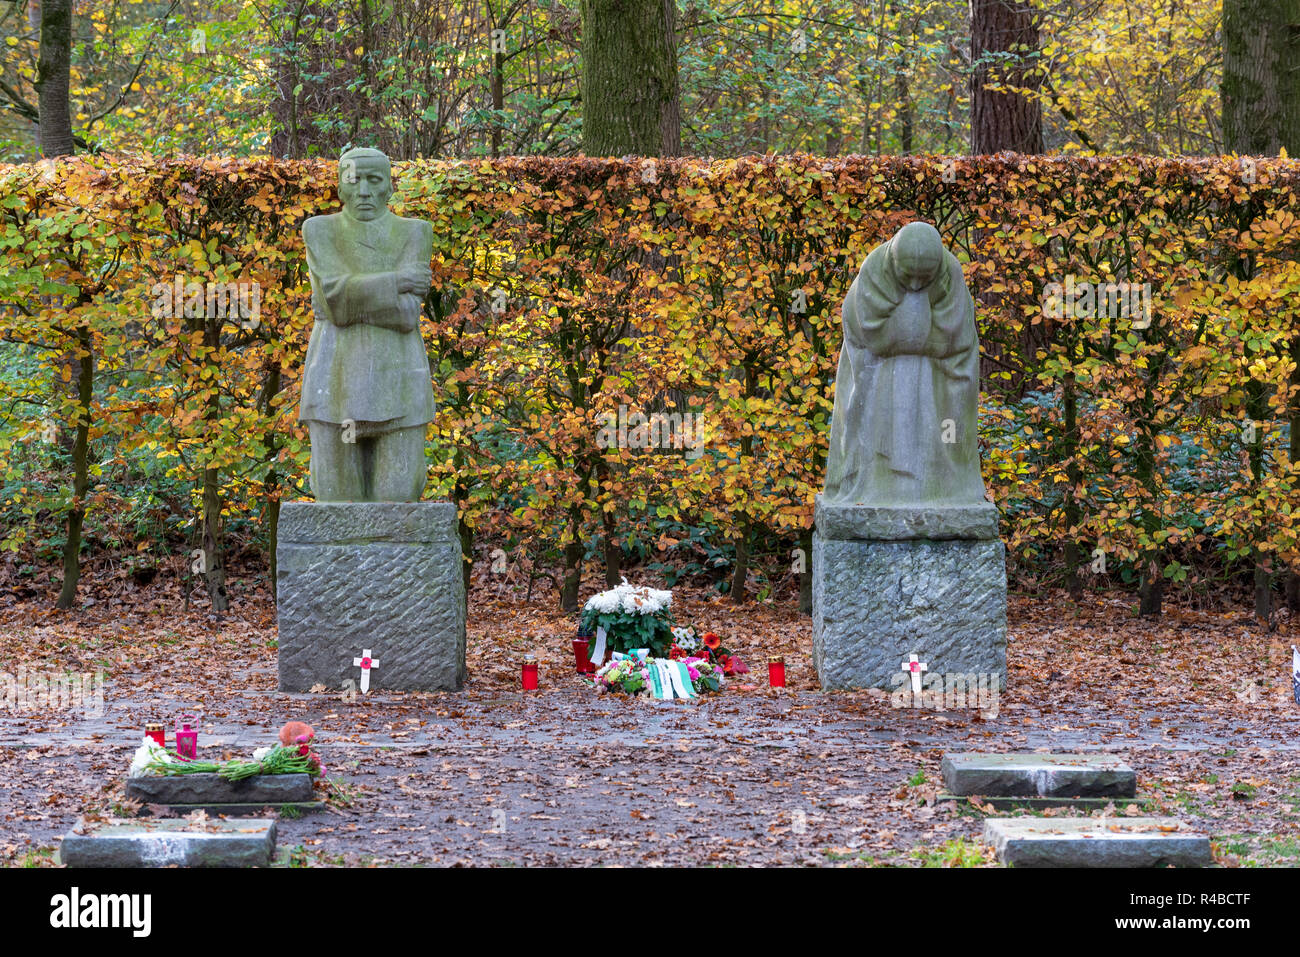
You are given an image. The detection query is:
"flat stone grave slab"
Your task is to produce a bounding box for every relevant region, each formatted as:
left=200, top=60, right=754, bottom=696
left=942, top=753, right=1136, bottom=798
left=936, top=794, right=1147, bottom=811
left=60, top=818, right=277, bottom=868
left=983, top=817, right=1211, bottom=868
left=126, top=773, right=320, bottom=816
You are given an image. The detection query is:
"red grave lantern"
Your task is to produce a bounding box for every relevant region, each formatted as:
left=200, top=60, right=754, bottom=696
left=573, top=637, right=596, bottom=674
left=175, top=713, right=199, bottom=759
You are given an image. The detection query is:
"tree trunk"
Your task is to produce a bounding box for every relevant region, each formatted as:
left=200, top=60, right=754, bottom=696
left=560, top=544, right=583, bottom=612
left=730, top=519, right=749, bottom=604
left=259, top=361, right=282, bottom=601
left=602, top=514, right=621, bottom=587
left=202, top=465, right=229, bottom=612
left=580, top=0, right=681, bottom=156
left=970, top=0, right=1044, bottom=154
left=1291, top=337, right=1300, bottom=610
left=267, top=497, right=280, bottom=601
left=1135, top=430, right=1162, bottom=618
left=491, top=45, right=505, bottom=158
left=1247, top=378, right=1271, bottom=623
left=458, top=515, right=473, bottom=617
left=55, top=327, right=92, bottom=610
left=1222, top=0, right=1300, bottom=155
left=36, top=0, right=75, bottom=158
left=592, top=457, right=621, bottom=586
left=560, top=506, right=584, bottom=611
left=1255, top=563, right=1273, bottom=624
left=40, top=0, right=82, bottom=609
left=1062, top=370, right=1083, bottom=599
left=896, top=57, right=913, bottom=154
left=1138, top=557, right=1163, bottom=617
left=798, top=526, right=813, bottom=614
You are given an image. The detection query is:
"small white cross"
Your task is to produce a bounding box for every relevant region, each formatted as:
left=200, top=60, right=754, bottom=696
left=1292, top=645, right=1299, bottom=705
left=901, top=653, right=928, bottom=695
left=352, top=649, right=379, bottom=694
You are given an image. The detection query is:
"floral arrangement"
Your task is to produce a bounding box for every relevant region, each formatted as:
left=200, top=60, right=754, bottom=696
left=594, top=657, right=648, bottom=696
left=687, top=657, right=724, bottom=693
left=669, top=628, right=749, bottom=676
left=128, top=731, right=324, bottom=780
left=580, top=579, right=676, bottom=658
left=595, top=654, right=723, bottom=697
left=670, top=626, right=701, bottom=654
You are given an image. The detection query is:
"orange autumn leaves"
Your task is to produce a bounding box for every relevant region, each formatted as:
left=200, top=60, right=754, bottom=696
left=2, top=154, right=1299, bottom=608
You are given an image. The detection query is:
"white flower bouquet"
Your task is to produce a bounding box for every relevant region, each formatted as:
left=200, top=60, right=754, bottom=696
left=128, top=737, right=174, bottom=777
left=580, top=578, right=676, bottom=658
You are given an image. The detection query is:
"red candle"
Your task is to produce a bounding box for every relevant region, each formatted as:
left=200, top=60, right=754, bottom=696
left=522, top=656, right=539, bottom=691
left=768, top=657, right=786, bottom=688
left=573, top=638, right=594, bottom=674
left=145, top=722, right=166, bottom=748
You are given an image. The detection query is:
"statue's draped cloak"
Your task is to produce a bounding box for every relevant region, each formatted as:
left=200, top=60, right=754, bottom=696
left=823, top=237, right=987, bottom=506
left=299, top=210, right=436, bottom=433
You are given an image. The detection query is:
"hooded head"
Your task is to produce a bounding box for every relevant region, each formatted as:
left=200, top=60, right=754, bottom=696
left=889, top=221, right=945, bottom=292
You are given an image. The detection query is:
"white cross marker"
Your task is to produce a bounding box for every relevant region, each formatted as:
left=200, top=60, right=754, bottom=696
left=352, top=649, right=379, bottom=694
left=1292, top=645, right=1299, bottom=706
left=901, top=653, right=928, bottom=695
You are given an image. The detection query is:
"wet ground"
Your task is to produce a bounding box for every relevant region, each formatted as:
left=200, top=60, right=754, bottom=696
left=2, top=682, right=1297, bottom=866
left=2, top=587, right=1298, bottom=866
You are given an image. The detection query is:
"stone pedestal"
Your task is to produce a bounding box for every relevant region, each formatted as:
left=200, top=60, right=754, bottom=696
left=276, top=501, right=466, bottom=692
left=811, top=498, right=1007, bottom=691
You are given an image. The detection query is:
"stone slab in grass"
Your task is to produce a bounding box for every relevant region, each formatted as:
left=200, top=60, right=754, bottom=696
left=942, top=753, right=1136, bottom=798
left=60, top=818, right=277, bottom=868
left=125, top=772, right=314, bottom=806
left=138, top=801, right=325, bottom=817
left=983, top=817, right=1211, bottom=868
left=936, top=793, right=1147, bottom=811
left=124, top=769, right=314, bottom=806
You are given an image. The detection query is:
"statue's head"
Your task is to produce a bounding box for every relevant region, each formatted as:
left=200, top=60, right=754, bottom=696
left=890, top=221, right=945, bottom=291
left=338, top=147, right=392, bottom=222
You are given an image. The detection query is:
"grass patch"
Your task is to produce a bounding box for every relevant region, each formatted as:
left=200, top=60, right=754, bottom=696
left=18, top=847, right=56, bottom=868
left=909, top=837, right=990, bottom=868
left=1215, top=833, right=1300, bottom=867
left=279, top=844, right=346, bottom=868
left=324, top=779, right=362, bottom=809
left=821, top=846, right=901, bottom=866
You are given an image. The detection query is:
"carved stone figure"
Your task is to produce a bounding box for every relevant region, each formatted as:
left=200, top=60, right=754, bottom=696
left=299, top=147, right=434, bottom=502
left=823, top=221, right=987, bottom=507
